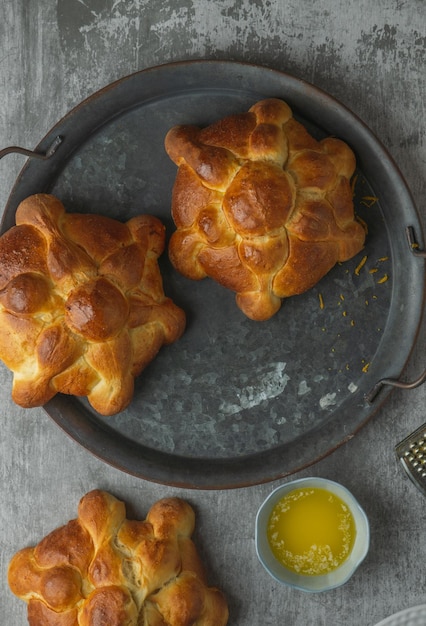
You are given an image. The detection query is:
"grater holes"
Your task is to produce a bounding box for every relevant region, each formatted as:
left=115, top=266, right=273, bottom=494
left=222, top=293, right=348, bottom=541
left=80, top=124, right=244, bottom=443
left=402, top=443, right=426, bottom=473
left=395, top=423, right=426, bottom=495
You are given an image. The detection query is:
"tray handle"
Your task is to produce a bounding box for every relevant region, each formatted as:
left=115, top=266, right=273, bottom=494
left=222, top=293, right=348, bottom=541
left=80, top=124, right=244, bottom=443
left=0, top=136, right=63, bottom=162
left=366, top=226, right=426, bottom=404
left=366, top=369, right=426, bottom=404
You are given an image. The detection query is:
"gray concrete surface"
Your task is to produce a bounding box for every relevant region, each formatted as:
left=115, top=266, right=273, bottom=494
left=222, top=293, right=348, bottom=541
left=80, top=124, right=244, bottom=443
left=1, top=1, right=425, bottom=625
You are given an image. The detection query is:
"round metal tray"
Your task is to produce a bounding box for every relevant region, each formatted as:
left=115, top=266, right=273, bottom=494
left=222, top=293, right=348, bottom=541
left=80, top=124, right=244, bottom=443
left=2, top=60, right=424, bottom=488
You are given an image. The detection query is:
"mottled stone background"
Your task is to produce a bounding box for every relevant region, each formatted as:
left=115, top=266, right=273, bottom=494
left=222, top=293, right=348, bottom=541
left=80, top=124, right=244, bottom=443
left=1, top=1, right=425, bottom=625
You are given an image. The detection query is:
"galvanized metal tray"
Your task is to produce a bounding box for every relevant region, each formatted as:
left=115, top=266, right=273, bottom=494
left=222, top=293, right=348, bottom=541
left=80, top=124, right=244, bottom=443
left=1, top=61, right=424, bottom=488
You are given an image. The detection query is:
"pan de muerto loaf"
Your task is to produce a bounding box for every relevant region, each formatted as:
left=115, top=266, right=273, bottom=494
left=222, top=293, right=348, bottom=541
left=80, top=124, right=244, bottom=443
left=8, top=490, right=229, bottom=626
left=165, top=98, right=366, bottom=321
left=0, top=194, right=185, bottom=415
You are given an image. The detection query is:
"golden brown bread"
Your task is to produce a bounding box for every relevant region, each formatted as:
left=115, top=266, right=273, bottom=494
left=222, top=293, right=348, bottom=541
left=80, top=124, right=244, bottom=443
left=8, top=490, right=229, bottom=626
left=165, top=98, right=366, bottom=320
left=0, top=194, right=186, bottom=415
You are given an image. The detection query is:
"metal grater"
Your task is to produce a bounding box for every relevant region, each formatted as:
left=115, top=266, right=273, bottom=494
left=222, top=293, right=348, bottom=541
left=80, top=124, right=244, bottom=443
left=395, top=423, right=426, bottom=496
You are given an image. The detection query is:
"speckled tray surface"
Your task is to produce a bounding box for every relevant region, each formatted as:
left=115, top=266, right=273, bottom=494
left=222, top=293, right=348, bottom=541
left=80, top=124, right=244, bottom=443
left=2, top=61, right=424, bottom=488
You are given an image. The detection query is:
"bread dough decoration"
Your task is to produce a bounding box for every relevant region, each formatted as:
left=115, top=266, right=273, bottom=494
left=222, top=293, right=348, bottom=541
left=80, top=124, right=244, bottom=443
left=0, top=194, right=185, bottom=415
left=165, top=98, right=366, bottom=321
left=8, top=490, right=229, bottom=626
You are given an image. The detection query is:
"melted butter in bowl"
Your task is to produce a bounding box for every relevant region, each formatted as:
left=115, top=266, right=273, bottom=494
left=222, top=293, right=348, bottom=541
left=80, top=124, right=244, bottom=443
left=256, top=477, right=369, bottom=592
left=268, top=487, right=356, bottom=576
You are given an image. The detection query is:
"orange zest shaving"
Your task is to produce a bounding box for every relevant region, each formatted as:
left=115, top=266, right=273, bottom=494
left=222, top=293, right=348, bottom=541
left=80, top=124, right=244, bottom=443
left=354, top=255, right=368, bottom=275
left=361, top=196, right=379, bottom=207
left=356, top=216, right=368, bottom=233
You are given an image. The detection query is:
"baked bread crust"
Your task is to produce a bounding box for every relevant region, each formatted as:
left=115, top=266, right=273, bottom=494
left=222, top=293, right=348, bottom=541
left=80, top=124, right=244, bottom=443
left=165, top=98, right=366, bottom=320
left=8, top=490, right=229, bottom=626
left=0, top=194, right=185, bottom=415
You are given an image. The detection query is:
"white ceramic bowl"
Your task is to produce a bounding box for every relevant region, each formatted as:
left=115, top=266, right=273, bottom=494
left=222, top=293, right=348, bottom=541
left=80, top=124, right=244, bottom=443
left=255, top=477, right=370, bottom=592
